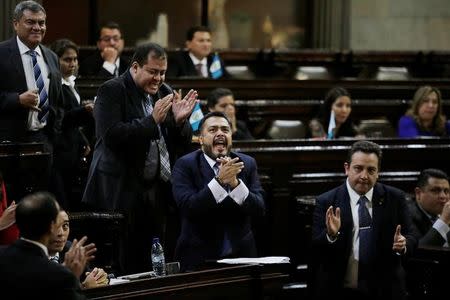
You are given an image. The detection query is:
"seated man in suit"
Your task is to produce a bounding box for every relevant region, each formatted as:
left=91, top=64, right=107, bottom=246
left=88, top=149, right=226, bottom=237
left=172, top=112, right=265, bottom=271
left=166, top=25, right=230, bottom=79
left=48, top=209, right=109, bottom=289
left=408, top=168, right=450, bottom=247
left=0, top=192, right=87, bottom=298
left=79, top=21, right=129, bottom=78
left=207, top=88, right=254, bottom=140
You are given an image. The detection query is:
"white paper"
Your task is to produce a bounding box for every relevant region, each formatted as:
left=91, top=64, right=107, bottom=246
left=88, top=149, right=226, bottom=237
left=217, top=256, right=290, bottom=264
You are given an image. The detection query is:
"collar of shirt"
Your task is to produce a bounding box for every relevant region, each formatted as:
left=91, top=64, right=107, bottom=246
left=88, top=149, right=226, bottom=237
left=203, top=153, right=218, bottom=171
left=346, top=178, right=374, bottom=208
left=62, top=75, right=76, bottom=87
left=16, top=36, right=43, bottom=56
left=189, top=52, right=207, bottom=67
left=21, top=237, right=49, bottom=257
left=417, top=202, right=437, bottom=222
left=49, top=252, right=60, bottom=261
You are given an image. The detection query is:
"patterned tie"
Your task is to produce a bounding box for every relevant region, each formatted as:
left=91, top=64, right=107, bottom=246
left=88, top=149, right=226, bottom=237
left=49, top=254, right=60, bottom=264
left=144, top=96, right=171, bottom=182
left=195, top=63, right=203, bottom=77
left=358, top=196, right=372, bottom=288
left=29, top=50, right=49, bottom=122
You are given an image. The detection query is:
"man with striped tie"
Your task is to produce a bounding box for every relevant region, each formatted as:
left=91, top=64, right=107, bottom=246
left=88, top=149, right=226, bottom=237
left=311, top=140, right=417, bottom=299
left=82, top=42, right=199, bottom=274
left=0, top=1, right=63, bottom=198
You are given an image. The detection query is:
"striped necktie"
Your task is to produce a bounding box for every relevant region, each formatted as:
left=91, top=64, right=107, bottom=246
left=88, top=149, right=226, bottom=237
left=144, top=96, right=171, bottom=182
left=28, top=50, right=49, bottom=123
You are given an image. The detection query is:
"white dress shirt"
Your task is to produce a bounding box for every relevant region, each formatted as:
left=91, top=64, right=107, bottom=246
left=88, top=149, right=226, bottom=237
left=205, top=154, right=249, bottom=204
left=189, top=52, right=208, bottom=78
left=17, top=36, right=49, bottom=130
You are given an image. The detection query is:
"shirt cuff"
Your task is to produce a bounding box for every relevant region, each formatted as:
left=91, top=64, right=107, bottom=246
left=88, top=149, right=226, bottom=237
left=433, top=218, right=450, bottom=241
left=102, top=61, right=116, bottom=75
left=229, top=179, right=249, bottom=206
left=208, top=178, right=228, bottom=203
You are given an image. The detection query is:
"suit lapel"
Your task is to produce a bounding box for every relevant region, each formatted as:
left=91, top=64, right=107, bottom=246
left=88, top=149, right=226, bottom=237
left=198, top=152, right=216, bottom=184
left=123, top=71, right=146, bottom=118
left=9, top=38, right=27, bottom=90
left=371, top=183, right=385, bottom=245
left=338, top=184, right=354, bottom=234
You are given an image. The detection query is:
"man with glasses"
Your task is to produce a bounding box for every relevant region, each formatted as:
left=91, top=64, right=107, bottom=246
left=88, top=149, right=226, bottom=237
left=408, top=168, right=450, bottom=247
left=79, top=21, right=129, bottom=78
left=82, top=42, right=198, bottom=274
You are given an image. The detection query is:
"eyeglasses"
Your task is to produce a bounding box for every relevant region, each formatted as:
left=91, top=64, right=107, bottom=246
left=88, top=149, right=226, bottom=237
left=99, top=36, right=122, bottom=42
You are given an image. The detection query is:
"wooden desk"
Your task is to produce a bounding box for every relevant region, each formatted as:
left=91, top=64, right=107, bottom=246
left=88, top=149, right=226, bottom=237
left=83, top=263, right=290, bottom=300
left=0, top=142, right=50, bottom=200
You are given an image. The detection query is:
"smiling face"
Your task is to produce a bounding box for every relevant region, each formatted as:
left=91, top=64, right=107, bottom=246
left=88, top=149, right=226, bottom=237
left=48, top=211, right=70, bottom=256
left=345, top=151, right=379, bottom=195
left=14, top=9, right=46, bottom=49
left=199, top=116, right=232, bottom=159
left=332, top=96, right=351, bottom=126
left=131, top=53, right=167, bottom=95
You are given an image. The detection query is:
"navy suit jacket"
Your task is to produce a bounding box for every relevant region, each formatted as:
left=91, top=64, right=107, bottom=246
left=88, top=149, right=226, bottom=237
left=407, top=199, right=447, bottom=247
left=82, top=70, right=192, bottom=211
left=311, top=182, right=417, bottom=298
left=172, top=150, right=265, bottom=271
left=0, top=239, right=84, bottom=299
left=166, top=51, right=230, bottom=79
left=0, top=37, right=63, bottom=143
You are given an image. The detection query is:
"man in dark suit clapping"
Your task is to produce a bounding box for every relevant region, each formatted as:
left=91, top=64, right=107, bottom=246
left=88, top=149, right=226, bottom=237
left=172, top=112, right=265, bottom=271
left=311, top=140, right=417, bottom=299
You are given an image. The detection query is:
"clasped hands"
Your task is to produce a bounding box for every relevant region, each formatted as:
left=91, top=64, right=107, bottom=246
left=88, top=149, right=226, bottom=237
left=215, top=156, right=244, bottom=189
left=152, top=89, right=198, bottom=125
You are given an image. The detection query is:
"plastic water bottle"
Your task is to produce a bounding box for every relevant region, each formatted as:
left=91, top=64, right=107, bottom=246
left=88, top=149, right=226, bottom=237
left=151, top=237, right=166, bottom=276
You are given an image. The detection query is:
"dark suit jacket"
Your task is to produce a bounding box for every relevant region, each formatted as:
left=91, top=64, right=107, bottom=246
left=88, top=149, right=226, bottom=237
left=166, top=51, right=230, bottom=79
left=0, top=239, right=85, bottom=299
left=311, top=182, right=417, bottom=299
left=0, top=37, right=63, bottom=143
left=54, top=84, right=94, bottom=168
left=172, top=150, right=265, bottom=271
left=407, top=199, right=447, bottom=247
left=82, top=70, right=192, bottom=211
left=79, top=51, right=130, bottom=78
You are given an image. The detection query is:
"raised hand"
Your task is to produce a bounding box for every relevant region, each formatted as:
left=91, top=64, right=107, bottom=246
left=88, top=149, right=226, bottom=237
left=0, top=201, right=16, bottom=230
left=152, top=93, right=173, bottom=124
left=326, top=206, right=341, bottom=238
left=171, top=89, right=198, bottom=125
left=392, top=224, right=406, bottom=253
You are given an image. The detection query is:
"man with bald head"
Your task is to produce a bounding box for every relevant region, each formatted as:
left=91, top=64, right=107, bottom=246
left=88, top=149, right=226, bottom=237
left=0, top=192, right=86, bottom=299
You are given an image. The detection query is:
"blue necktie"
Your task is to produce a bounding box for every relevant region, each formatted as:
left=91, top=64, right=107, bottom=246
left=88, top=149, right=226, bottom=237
left=213, top=162, right=232, bottom=256
left=29, top=50, right=49, bottom=123
left=358, top=196, right=372, bottom=288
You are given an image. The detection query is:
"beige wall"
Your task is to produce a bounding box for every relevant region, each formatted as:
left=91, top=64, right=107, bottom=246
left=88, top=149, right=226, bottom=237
left=350, top=0, right=450, bottom=50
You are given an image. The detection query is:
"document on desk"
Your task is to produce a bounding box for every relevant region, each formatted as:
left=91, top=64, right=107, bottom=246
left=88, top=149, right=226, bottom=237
left=217, top=256, right=290, bottom=264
